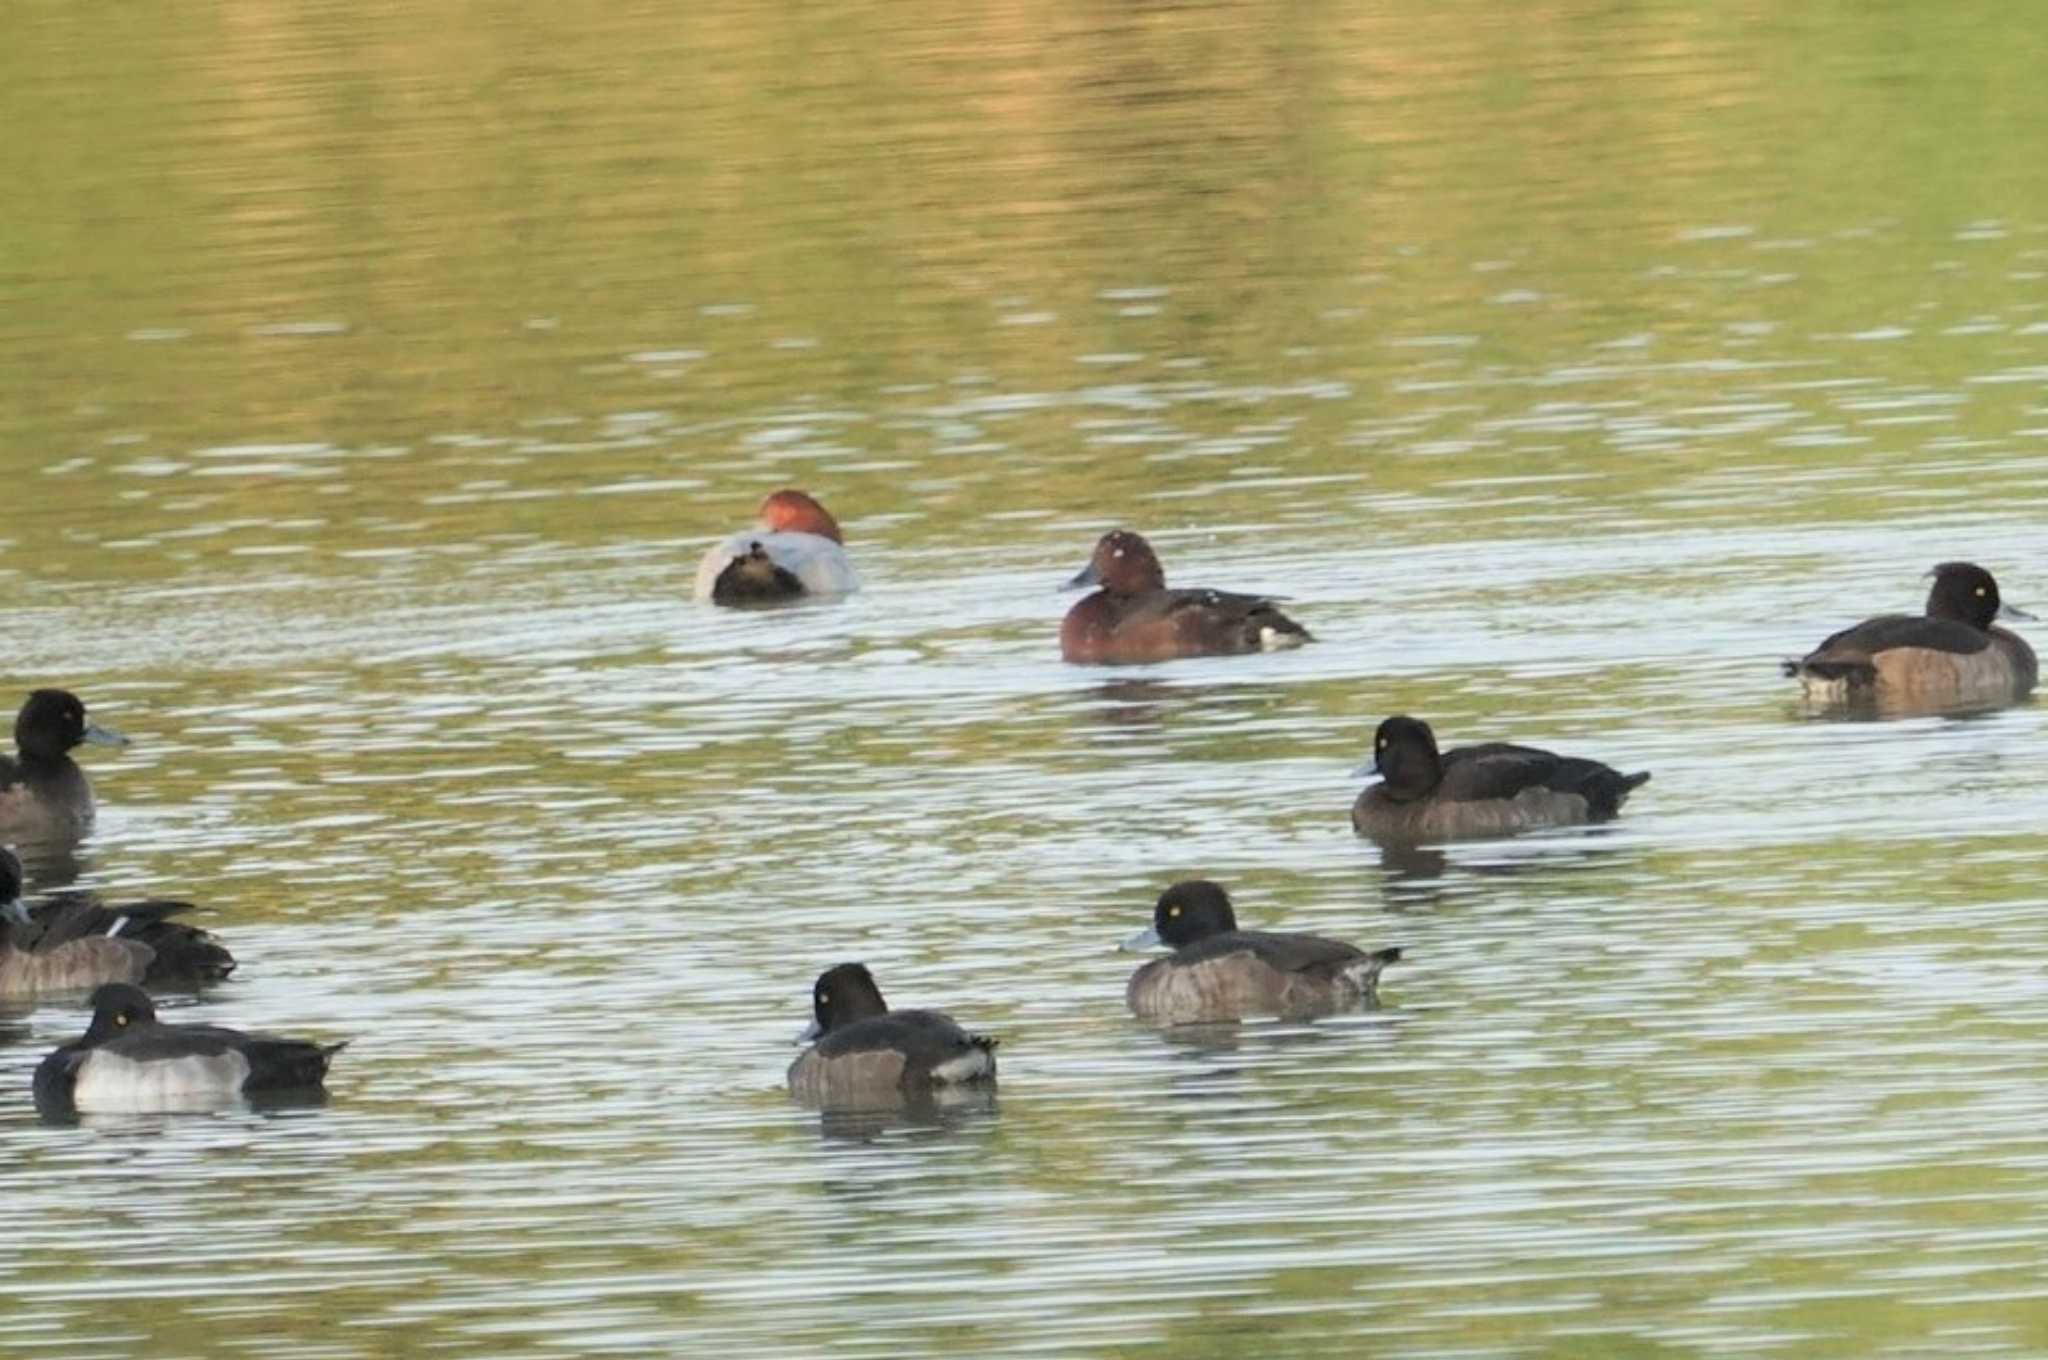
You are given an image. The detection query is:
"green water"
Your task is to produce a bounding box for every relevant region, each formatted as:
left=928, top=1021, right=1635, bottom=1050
left=5, top=3, right=2048, bottom=1357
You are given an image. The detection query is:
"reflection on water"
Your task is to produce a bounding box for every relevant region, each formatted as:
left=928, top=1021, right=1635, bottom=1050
left=811, top=1088, right=1001, bottom=1146
left=5, top=0, right=2048, bottom=1356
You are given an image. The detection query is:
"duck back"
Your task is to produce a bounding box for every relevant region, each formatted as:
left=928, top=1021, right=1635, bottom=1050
left=27, top=894, right=236, bottom=987
left=787, top=1008, right=996, bottom=1100
left=1127, top=931, right=1400, bottom=1022
left=1789, top=617, right=2037, bottom=704
left=1354, top=742, right=1649, bottom=842
left=1062, top=588, right=1311, bottom=664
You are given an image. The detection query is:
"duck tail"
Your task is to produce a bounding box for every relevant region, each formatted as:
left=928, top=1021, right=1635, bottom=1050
left=1793, top=658, right=1875, bottom=686
left=144, top=927, right=238, bottom=986
left=933, top=1034, right=998, bottom=1084
left=1343, top=946, right=1404, bottom=994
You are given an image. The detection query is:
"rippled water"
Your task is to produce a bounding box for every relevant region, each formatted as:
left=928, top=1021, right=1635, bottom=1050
left=7, top=2, right=2048, bottom=1355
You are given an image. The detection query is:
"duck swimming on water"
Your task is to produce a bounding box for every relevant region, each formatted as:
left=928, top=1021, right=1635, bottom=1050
left=1060, top=529, right=1311, bottom=664
left=1785, top=561, right=2037, bottom=710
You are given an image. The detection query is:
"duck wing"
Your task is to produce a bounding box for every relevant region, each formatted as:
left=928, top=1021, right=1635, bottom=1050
left=1182, top=929, right=1361, bottom=977
left=1439, top=743, right=1649, bottom=817
left=1109, top=588, right=1314, bottom=645
left=29, top=893, right=235, bottom=984
left=105, top=1023, right=342, bottom=1092
left=1788, top=613, right=1990, bottom=680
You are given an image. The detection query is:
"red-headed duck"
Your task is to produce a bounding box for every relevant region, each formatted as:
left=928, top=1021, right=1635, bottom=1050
left=0, top=689, right=128, bottom=840
left=787, top=963, right=997, bottom=1107
left=1120, top=880, right=1401, bottom=1023
left=1784, top=561, right=2037, bottom=710
left=1060, top=529, right=1312, bottom=664
left=692, top=489, right=861, bottom=605
left=1352, top=715, right=1650, bottom=844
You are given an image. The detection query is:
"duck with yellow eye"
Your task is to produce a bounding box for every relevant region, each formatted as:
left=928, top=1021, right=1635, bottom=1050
left=1785, top=561, right=2038, bottom=712
left=1120, top=880, right=1401, bottom=1023
left=786, top=962, right=997, bottom=1107
left=1350, top=715, right=1650, bottom=844
left=33, top=983, right=345, bottom=1116
left=0, top=689, right=129, bottom=841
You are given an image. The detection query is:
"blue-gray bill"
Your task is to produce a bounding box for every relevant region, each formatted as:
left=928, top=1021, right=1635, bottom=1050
left=1119, top=926, right=1162, bottom=952
left=82, top=723, right=128, bottom=748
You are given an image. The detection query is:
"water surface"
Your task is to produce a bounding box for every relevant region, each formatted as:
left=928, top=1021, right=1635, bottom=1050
left=6, top=3, right=2048, bottom=1356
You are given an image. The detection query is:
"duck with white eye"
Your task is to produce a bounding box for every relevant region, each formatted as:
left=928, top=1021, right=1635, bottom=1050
left=1784, top=561, right=2038, bottom=709
left=34, top=983, right=345, bottom=1116
left=692, top=489, right=861, bottom=605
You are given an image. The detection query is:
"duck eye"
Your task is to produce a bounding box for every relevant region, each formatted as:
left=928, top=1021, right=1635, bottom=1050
left=818, top=991, right=830, bottom=1005
left=115, top=1013, right=128, bottom=1026
left=1976, top=586, right=1987, bottom=596
left=1167, top=904, right=1181, bottom=917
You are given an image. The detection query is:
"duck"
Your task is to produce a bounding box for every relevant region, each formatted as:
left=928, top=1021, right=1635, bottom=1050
left=33, top=983, right=345, bottom=1115
left=3, top=848, right=150, bottom=998
left=692, top=489, right=861, bottom=605
left=1060, top=529, right=1312, bottom=664
left=0, top=848, right=236, bottom=999
left=1121, top=880, right=1401, bottom=1023
left=1352, top=715, right=1650, bottom=844
left=1784, top=561, right=2037, bottom=709
left=0, top=690, right=128, bottom=839
left=787, top=962, right=997, bottom=1105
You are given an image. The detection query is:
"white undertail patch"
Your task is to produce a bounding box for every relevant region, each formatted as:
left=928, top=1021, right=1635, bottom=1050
left=1260, top=626, right=1307, bottom=651
left=929, top=1045, right=995, bottom=1084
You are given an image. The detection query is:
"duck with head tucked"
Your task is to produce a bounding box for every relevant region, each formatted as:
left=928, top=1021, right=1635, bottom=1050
left=1784, top=561, right=2037, bottom=710
left=1352, top=715, right=1650, bottom=844
left=34, top=983, right=345, bottom=1116
left=1121, top=880, right=1401, bottom=1023
left=1061, top=529, right=1312, bottom=664
left=0, top=847, right=235, bottom=999
left=3, top=848, right=148, bottom=999
left=787, top=962, right=997, bottom=1106
left=693, top=489, right=860, bottom=606
left=0, top=690, right=127, bottom=840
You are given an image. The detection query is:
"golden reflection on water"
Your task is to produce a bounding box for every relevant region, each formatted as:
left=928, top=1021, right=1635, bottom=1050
left=5, top=2, right=2048, bottom=1357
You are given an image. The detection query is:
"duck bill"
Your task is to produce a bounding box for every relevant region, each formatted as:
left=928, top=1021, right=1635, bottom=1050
left=1119, top=926, right=1163, bottom=953
left=81, top=723, right=129, bottom=748
left=1998, top=601, right=2037, bottom=622
left=1, top=899, right=29, bottom=928
left=1350, top=760, right=1382, bottom=779
left=1063, top=562, right=1101, bottom=591
left=795, top=1019, right=822, bottom=1045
